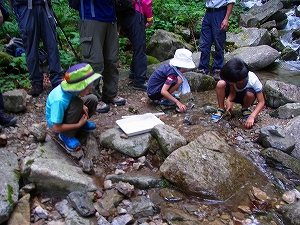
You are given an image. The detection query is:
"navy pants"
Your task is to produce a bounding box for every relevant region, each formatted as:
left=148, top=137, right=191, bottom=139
left=14, top=4, right=63, bottom=87
left=198, top=8, right=227, bottom=74
left=118, top=10, right=147, bottom=85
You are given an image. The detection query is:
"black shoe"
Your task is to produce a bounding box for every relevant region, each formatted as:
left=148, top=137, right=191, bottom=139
left=0, top=114, right=17, bottom=127
left=103, top=96, right=126, bottom=106
left=30, top=83, right=43, bottom=97
left=133, top=82, right=147, bottom=91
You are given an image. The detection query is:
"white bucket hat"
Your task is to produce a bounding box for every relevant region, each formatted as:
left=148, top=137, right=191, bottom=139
left=169, top=48, right=196, bottom=69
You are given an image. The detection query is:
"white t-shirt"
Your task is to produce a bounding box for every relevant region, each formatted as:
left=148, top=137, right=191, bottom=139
left=233, top=71, right=263, bottom=93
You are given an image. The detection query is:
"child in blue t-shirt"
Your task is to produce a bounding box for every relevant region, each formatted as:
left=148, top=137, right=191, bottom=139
left=212, top=58, right=265, bottom=128
left=147, top=48, right=195, bottom=113
left=46, top=63, right=101, bottom=151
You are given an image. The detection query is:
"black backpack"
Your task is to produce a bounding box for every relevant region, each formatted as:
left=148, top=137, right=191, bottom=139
left=114, top=0, right=134, bottom=13
left=68, top=0, right=80, bottom=10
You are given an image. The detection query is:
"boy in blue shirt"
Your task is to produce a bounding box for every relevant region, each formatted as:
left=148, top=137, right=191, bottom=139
left=147, top=48, right=195, bottom=113
left=46, top=63, right=100, bottom=151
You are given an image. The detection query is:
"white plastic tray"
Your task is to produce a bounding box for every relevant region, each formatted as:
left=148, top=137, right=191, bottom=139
left=116, top=113, right=164, bottom=136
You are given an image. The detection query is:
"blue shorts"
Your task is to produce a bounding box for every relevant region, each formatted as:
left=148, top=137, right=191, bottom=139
left=225, top=84, right=256, bottom=105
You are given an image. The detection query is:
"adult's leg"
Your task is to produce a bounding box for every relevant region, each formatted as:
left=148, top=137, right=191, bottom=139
left=14, top=5, right=43, bottom=86
left=79, top=19, right=105, bottom=100
left=198, top=12, right=212, bottom=74
left=40, top=6, right=63, bottom=87
left=101, top=22, right=120, bottom=101
left=211, top=9, right=227, bottom=73
left=120, top=11, right=147, bottom=85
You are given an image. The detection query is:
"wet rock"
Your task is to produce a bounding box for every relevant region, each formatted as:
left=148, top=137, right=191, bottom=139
left=269, top=102, right=300, bottom=119
left=100, top=128, right=152, bottom=157
left=105, top=171, right=162, bottom=189
left=111, top=214, right=134, bottom=225
left=276, top=200, right=300, bottom=225
left=129, top=196, right=158, bottom=218
left=28, top=123, right=47, bottom=142
left=94, top=189, right=124, bottom=217
left=6, top=193, right=31, bottom=225
left=161, top=207, right=199, bottom=225
left=67, top=191, right=96, bottom=217
left=160, top=131, right=270, bottom=201
left=263, top=80, right=300, bottom=108
left=258, top=125, right=296, bottom=153
left=115, top=181, right=134, bottom=197
left=0, top=149, right=19, bottom=224
left=282, top=190, right=297, bottom=204
left=151, top=124, right=187, bottom=156
left=261, top=148, right=300, bottom=175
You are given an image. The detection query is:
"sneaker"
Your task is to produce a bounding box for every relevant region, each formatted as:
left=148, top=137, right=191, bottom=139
left=96, top=101, right=110, bottom=113
left=211, top=108, right=225, bottom=121
left=30, top=83, right=43, bottom=97
left=80, top=121, right=96, bottom=132
left=58, top=133, right=81, bottom=152
left=158, top=99, right=176, bottom=106
left=241, top=108, right=252, bottom=118
left=0, top=114, right=17, bottom=126
left=133, top=82, right=147, bottom=90
left=213, top=69, right=221, bottom=81
left=103, top=96, right=126, bottom=106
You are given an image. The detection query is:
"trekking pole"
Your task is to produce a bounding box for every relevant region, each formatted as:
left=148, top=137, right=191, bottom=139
left=53, top=11, right=81, bottom=62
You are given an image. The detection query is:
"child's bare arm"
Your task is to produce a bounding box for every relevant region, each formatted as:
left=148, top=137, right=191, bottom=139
left=245, top=92, right=265, bottom=128
left=52, top=114, right=88, bottom=132
left=161, top=84, right=187, bottom=112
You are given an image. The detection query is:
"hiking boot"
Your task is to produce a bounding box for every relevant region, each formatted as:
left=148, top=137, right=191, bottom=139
left=80, top=121, right=96, bottom=132
left=211, top=108, right=225, bottom=121
left=133, top=82, right=147, bottom=91
left=58, top=133, right=81, bottom=152
left=158, top=99, right=176, bottom=106
left=241, top=108, right=252, bottom=118
left=213, top=69, right=221, bottom=81
left=0, top=113, right=17, bottom=126
left=30, top=83, right=43, bottom=97
left=103, top=96, right=126, bottom=106
left=96, top=101, right=110, bottom=113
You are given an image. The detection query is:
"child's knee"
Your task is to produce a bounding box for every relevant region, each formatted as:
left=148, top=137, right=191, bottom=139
left=216, top=80, right=226, bottom=89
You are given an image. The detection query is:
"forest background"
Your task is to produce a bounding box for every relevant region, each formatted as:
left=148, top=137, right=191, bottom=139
left=0, top=0, right=245, bottom=92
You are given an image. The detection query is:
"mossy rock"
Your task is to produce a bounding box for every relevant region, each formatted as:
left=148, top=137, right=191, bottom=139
left=0, top=52, right=12, bottom=67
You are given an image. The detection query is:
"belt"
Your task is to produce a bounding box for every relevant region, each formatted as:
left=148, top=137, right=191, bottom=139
left=206, top=6, right=227, bottom=12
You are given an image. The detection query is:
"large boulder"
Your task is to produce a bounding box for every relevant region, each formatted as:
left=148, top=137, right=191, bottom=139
left=225, top=45, right=280, bottom=70
left=146, top=29, right=195, bottom=61
left=239, top=0, right=285, bottom=28
left=160, top=131, right=270, bottom=201
left=0, top=150, right=19, bottom=224
left=227, top=27, right=271, bottom=47
left=263, top=80, right=300, bottom=108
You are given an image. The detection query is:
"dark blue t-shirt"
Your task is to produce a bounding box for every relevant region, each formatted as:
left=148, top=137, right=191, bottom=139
left=147, top=63, right=179, bottom=97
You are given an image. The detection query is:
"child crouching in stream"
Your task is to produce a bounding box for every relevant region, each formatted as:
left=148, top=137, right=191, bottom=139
left=146, top=48, right=195, bottom=113
left=211, top=58, right=265, bottom=128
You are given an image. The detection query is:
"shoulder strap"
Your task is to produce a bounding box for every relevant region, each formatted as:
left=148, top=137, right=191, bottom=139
left=80, top=0, right=95, bottom=21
